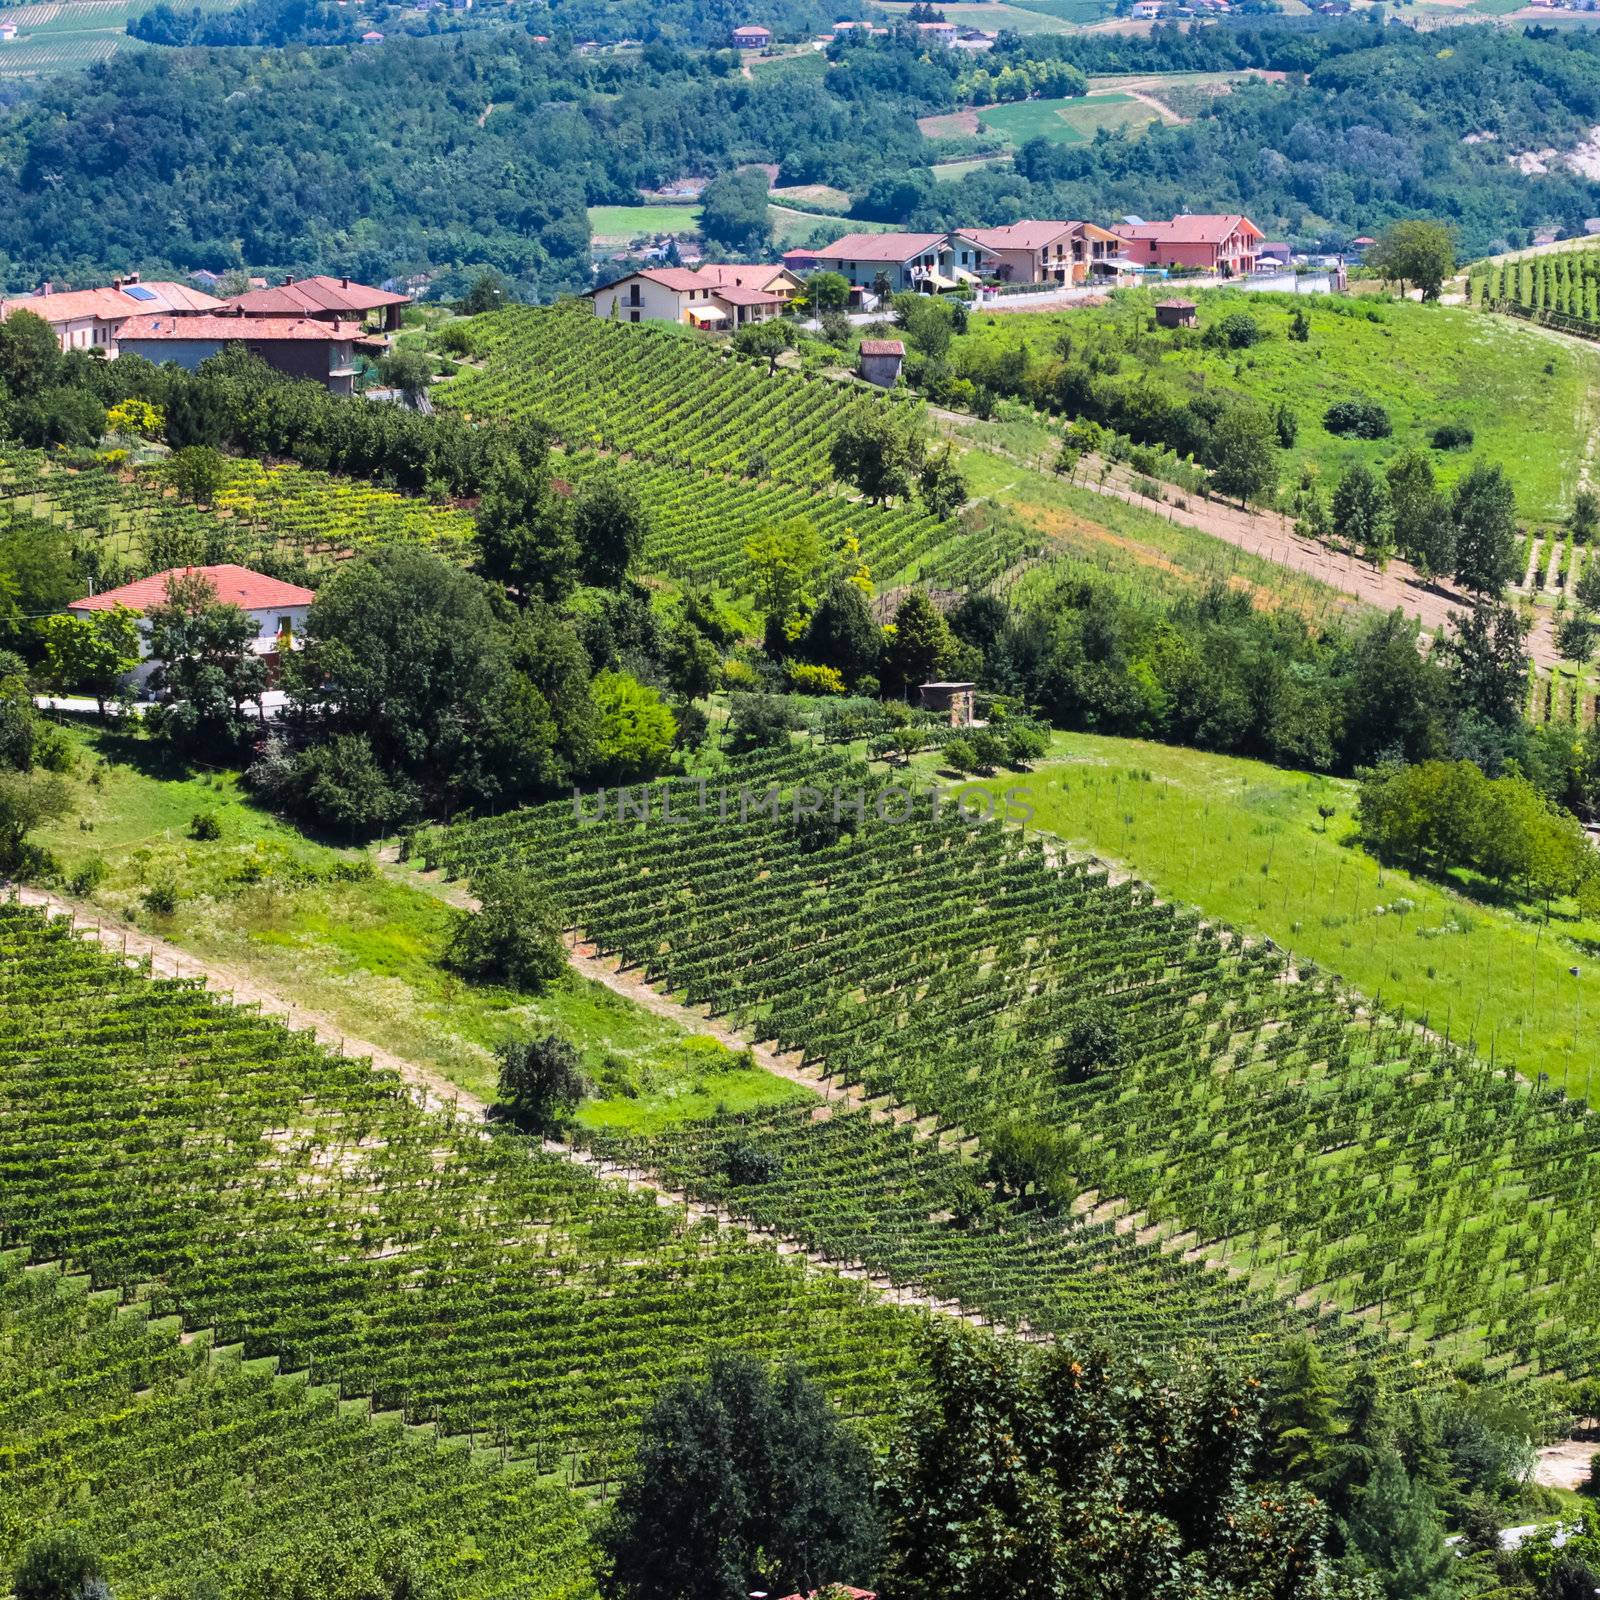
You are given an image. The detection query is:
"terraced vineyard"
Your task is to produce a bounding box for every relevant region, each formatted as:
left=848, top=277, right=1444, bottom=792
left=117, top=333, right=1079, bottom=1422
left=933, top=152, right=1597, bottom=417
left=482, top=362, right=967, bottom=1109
left=439, top=307, right=1036, bottom=588
left=0, top=447, right=476, bottom=584
left=0, top=901, right=918, bottom=1484
left=1, top=1259, right=596, bottom=1599
left=422, top=747, right=1600, bottom=1385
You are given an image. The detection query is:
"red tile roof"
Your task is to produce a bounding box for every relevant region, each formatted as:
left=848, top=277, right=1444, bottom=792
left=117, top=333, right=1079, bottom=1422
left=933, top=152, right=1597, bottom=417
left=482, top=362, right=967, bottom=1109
left=1112, top=214, right=1263, bottom=245
left=811, top=232, right=947, bottom=264
left=0, top=281, right=222, bottom=327
left=713, top=284, right=785, bottom=305
left=69, top=564, right=316, bottom=614
left=859, top=338, right=905, bottom=356
left=695, top=263, right=795, bottom=290
left=220, top=275, right=409, bottom=317
left=117, top=314, right=361, bottom=341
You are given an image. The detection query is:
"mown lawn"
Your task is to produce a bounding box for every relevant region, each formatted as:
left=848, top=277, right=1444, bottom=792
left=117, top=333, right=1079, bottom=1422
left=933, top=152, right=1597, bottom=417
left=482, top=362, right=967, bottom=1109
left=29, top=723, right=807, bottom=1126
left=586, top=203, right=701, bottom=242
left=921, top=731, right=1600, bottom=1106
left=953, top=289, right=1598, bottom=522
left=976, top=92, right=1157, bottom=147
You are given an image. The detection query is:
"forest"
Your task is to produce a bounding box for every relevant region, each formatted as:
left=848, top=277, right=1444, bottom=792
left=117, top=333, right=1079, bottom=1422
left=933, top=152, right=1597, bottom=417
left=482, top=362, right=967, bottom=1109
left=2, top=19, right=1600, bottom=294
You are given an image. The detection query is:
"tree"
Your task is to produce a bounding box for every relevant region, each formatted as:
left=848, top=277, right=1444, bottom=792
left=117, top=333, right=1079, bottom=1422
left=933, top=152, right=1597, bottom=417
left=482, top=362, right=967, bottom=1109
left=378, top=346, right=434, bottom=399
left=1570, top=488, right=1599, bottom=543
left=144, top=571, right=267, bottom=756
left=598, top=1354, right=881, bottom=1600
left=698, top=169, right=773, bottom=256
left=1331, top=463, right=1394, bottom=562
left=1208, top=400, right=1278, bottom=504
left=1367, top=219, right=1455, bottom=301
left=287, top=732, right=415, bottom=836
left=662, top=617, right=720, bottom=701
left=830, top=408, right=926, bottom=506
left=1343, top=1450, right=1455, bottom=1600
left=803, top=574, right=881, bottom=685
left=40, top=607, right=141, bottom=717
left=0, top=769, right=70, bottom=872
left=12, top=387, right=106, bottom=449
left=1263, top=1337, right=1342, bottom=1484
left=1384, top=449, right=1445, bottom=566
left=475, top=457, right=579, bottom=601
left=745, top=517, right=824, bottom=643
left=497, top=1033, right=588, bottom=1131
left=1055, top=999, right=1128, bottom=1084
left=1576, top=555, right=1600, bottom=613
left=918, top=447, right=968, bottom=519
left=1557, top=613, right=1599, bottom=664
left=164, top=444, right=228, bottom=505
left=12, top=1532, right=107, bottom=1600
left=0, top=309, right=61, bottom=401
left=1452, top=461, right=1519, bottom=594
left=804, top=271, right=850, bottom=312
left=572, top=476, right=649, bottom=590
left=591, top=669, right=676, bottom=780
left=458, top=269, right=510, bottom=315
left=732, top=317, right=795, bottom=375
left=447, top=863, right=567, bottom=991
left=884, top=589, right=955, bottom=691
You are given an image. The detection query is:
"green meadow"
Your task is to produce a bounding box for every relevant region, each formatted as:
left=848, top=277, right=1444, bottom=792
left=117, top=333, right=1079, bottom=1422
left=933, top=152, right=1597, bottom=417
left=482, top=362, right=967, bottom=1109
left=953, top=289, right=1598, bottom=522
left=976, top=90, right=1158, bottom=146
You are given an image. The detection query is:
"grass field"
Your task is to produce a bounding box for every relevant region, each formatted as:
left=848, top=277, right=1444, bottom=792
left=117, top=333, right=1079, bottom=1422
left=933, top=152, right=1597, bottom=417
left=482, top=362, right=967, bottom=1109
left=939, top=732, right=1600, bottom=1105
left=930, top=156, right=1005, bottom=181
left=586, top=202, right=701, bottom=243
left=953, top=289, right=1598, bottom=522
left=875, top=0, right=1084, bottom=30
left=30, top=725, right=807, bottom=1130
left=975, top=90, right=1159, bottom=147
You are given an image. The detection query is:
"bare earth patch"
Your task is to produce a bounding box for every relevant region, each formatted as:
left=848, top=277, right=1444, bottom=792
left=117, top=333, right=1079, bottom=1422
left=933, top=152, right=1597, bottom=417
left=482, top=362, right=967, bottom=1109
left=1533, top=1439, right=1597, bottom=1491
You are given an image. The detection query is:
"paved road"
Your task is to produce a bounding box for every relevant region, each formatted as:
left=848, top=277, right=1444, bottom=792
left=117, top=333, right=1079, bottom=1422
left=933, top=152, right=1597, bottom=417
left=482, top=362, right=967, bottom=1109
left=35, top=690, right=291, bottom=719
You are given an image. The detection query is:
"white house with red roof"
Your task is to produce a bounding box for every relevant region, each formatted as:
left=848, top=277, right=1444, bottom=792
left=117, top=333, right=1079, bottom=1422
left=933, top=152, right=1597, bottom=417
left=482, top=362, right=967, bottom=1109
left=1111, top=214, right=1263, bottom=276
left=807, top=232, right=955, bottom=293
left=589, top=264, right=802, bottom=327
left=952, top=220, right=1122, bottom=284
left=68, top=565, right=316, bottom=688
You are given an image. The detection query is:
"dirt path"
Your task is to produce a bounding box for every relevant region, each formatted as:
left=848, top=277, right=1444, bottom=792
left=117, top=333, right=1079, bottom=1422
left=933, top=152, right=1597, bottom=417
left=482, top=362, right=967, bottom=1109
left=1533, top=1438, right=1597, bottom=1490
left=1122, top=87, right=1185, bottom=125
left=6, top=882, right=1012, bottom=1333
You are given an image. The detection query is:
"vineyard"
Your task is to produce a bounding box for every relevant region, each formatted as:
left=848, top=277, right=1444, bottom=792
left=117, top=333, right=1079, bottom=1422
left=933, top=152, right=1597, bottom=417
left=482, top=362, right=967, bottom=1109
left=0, top=900, right=919, bottom=1486
left=437, top=306, right=1036, bottom=588
left=1474, top=249, right=1600, bottom=337
left=0, top=446, right=476, bottom=586
left=0, top=1258, right=596, bottom=1599
left=420, top=745, right=1600, bottom=1386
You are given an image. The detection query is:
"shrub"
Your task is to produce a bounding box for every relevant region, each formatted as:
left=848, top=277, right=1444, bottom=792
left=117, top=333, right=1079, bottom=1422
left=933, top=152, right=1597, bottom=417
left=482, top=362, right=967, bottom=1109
left=447, top=865, right=566, bottom=992
left=1005, top=723, right=1050, bottom=766
left=1323, top=398, right=1392, bottom=439
left=188, top=810, right=222, bottom=841
left=141, top=877, right=180, bottom=918
left=1211, top=311, right=1262, bottom=349
left=1431, top=421, right=1474, bottom=450
left=786, top=661, right=847, bottom=696
left=943, top=737, right=977, bottom=774
left=13, top=1532, right=106, bottom=1600
left=496, top=1034, right=588, bottom=1133
left=724, top=1140, right=778, bottom=1186
left=969, top=729, right=1008, bottom=773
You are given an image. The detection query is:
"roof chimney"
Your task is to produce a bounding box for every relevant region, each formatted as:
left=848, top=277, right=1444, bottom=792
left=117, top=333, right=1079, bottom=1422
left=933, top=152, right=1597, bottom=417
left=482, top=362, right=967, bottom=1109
left=283, top=275, right=294, bottom=286
left=112, top=277, right=123, bottom=292
left=126, top=271, right=139, bottom=285
left=36, top=281, right=51, bottom=297
left=340, top=276, right=350, bottom=289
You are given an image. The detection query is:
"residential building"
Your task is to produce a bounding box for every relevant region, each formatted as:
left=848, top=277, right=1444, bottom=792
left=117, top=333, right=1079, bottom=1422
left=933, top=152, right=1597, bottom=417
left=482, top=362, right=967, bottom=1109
left=807, top=232, right=952, bottom=293
left=858, top=338, right=905, bottom=387
left=916, top=19, right=957, bottom=43
left=1111, top=214, right=1262, bottom=276
left=114, top=314, right=362, bottom=394
left=782, top=247, right=822, bottom=273
left=953, top=220, right=1121, bottom=284
left=219, top=274, right=410, bottom=333
left=360, top=29, right=384, bottom=41
left=1130, top=1, right=1163, bottom=18
left=730, top=23, right=771, bottom=46
left=0, top=274, right=222, bottom=354
left=66, top=564, right=315, bottom=689
left=590, top=264, right=800, bottom=327
left=1256, top=240, right=1293, bottom=265
left=0, top=21, right=19, bottom=40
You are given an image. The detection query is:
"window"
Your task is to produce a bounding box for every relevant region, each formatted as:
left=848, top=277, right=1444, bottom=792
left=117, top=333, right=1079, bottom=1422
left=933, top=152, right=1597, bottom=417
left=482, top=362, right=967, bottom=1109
left=276, top=615, right=292, bottom=638
left=628, top=284, right=641, bottom=306
left=630, top=310, right=640, bottom=323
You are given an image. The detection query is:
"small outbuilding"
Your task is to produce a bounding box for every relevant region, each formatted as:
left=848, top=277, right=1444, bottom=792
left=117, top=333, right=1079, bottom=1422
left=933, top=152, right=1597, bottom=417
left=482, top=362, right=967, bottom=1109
left=857, top=338, right=905, bottom=388
left=1154, top=297, right=1196, bottom=329
left=919, top=681, right=976, bottom=728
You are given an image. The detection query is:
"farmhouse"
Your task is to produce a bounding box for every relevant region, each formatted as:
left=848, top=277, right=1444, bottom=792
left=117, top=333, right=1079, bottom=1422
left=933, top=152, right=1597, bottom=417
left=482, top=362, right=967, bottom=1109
left=1154, top=297, right=1197, bottom=328
left=916, top=19, right=957, bottom=43
left=858, top=338, right=905, bottom=387
left=114, top=313, right=362, bottom=394
left=590, top=264, right=800, bottom=327
left=953, top=220, right=1121, bottom=284
left=219, top=274, right=410, bottom=333
left=807, top=232, right=952, bottom=293
left=730, top=22, right=771, bottom=45
left=67, top=564, right=315, bottom=689
left=0, top=275, right=222, bottom=354
left=1111, top=214, right=1262, bottom=276
left=0, top=20, right=17, bottom=39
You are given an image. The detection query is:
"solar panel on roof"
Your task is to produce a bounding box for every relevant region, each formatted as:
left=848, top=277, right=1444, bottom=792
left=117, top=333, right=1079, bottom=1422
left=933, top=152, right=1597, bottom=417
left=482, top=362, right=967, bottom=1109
left=123, top=285, right=158, bottom=301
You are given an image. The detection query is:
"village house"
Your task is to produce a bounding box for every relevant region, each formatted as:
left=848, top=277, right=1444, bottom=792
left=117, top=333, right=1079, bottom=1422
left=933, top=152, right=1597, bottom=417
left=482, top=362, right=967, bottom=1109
left=219, top=274, right=410, bottom=333
left=0, top=274, right=222, bottom=354
left=952, top=220, right=1121, bottom=284
left=1130, top=1, right=1164, bottom=18
left=730, top=22, right=771, bottom=46
left=807, top=232, right=953, bottom=294
left=114, top=313, right=362, bottom=394
left=66, top=564, right=316, bottom=689
left=0, top=20, right=18, bottom=40
left=589, top=264, right=800, bottom=327
left=916, top=19, right=958, bottom=44
left=1111, top=213, right=1262, bottom=276
left=857, top=338, right=905, bottom=387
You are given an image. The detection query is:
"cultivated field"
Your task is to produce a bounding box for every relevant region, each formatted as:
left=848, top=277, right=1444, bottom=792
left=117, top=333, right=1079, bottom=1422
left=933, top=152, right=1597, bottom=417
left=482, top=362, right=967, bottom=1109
left=976, top=90, right=1161, bottom=146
